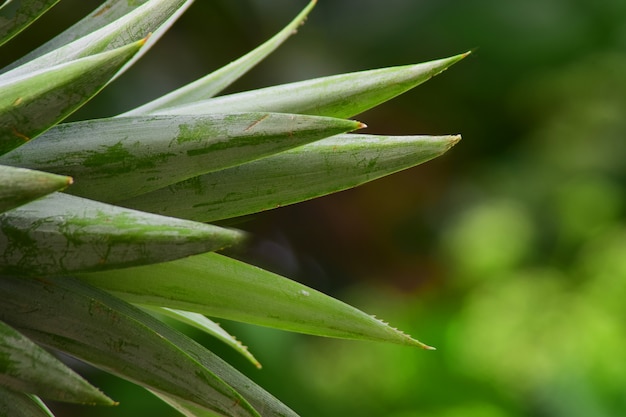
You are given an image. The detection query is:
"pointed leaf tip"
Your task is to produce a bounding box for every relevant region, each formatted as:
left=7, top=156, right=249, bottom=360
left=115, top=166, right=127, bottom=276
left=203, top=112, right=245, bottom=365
left=121, top=0, right=318, bottom=114
left=0, top=193, right=246, bottom=275
left=0, top=166, right=73, bottom=213
left=150, top=51, right=472, bottom=120
left=81, top=252, right=434, bottom=349
left=448, top=134, right=462, bottom=149
left=5, top=113, right=365, bottom=203
left=121, top=133, right=461, bottom=222
left=0, top=40, right=145, bottom=154
left=139, top=33, right=152, bottom=46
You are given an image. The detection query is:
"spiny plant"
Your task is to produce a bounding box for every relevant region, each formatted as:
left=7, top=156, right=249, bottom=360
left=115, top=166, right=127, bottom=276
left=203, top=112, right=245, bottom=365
left=0, top=1, right=467, bottom=416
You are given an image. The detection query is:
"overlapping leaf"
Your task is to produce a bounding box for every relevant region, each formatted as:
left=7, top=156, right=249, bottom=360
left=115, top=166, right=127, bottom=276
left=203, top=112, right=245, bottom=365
left=0, top=276, right=298, bottom=417
left=118, top=52, right=465, bottom=222
left=146, top=52, right=469, bottom=119
left=151, top=391, right=227, bottom=417
left=0, top=0, right=60, bottom=47
left=0, top=39, right=145, bottom=155
left=0, top=164, right=71, bottom=213
left=79, top=252, right=435, bottom=349
left=0, top=193, right=245, bottom=275
left=1, top=113, right=363, bottom=202
left=0, top=388, right=54, bottom=417
left=125, top=0, right=317, bottom=114
left=122, top=134, right=460, bottom=222
left=0, top=320, right=114, bottom=405
left=1, top=0, right=192, bottom=77
left=0, top=0, right=466, bottom=414
left=146, top=308, right=261, bottom=369
left=7, top=0, right=152, bottom=64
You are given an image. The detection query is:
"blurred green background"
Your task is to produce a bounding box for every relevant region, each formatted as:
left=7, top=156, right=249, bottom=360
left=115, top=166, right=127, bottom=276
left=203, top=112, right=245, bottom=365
left=5, top=0, right=626, bottom=416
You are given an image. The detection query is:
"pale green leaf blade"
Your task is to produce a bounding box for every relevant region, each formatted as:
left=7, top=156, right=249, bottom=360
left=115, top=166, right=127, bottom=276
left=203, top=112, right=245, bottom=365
left=0, top=389, right=54, bottom=417
left=124, top=0, right=317, bottom=115
left=1, top=0, right=192, bottom=77
left=149, top=52, right=470, bottom=119
left=0, top=165, right=72, bottom=213
left=0, top=276, right=262, bottom=417
left=151, top=390, right=224, bottom=417
left=79, top=252, right=434, bottom=349
left=0, top=320, right=114, bottom=405
left=113, top=0, right=194, bottom=83
left=0, top=113, right=363, bottom=202
left=7, top=0, right=151, bottom=62
left=0, top=0, right=60, bottom=47
left=121, top=134, right=460, bottom=222
left=0, top=39, right=145, bottom=155
left=0, top=193, right=245, bottom=275
left=146, top=307, right=262, bottom=369
left=0, top=276, right=298, bottom=417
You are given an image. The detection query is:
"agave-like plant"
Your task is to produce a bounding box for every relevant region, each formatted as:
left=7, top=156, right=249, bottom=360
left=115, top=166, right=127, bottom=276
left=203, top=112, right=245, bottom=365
left=0, top=1, right=467, bottom=416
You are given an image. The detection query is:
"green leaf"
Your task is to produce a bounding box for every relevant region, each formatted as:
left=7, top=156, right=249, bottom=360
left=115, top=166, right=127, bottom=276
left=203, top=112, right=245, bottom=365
left=0, top=193, right=245, bottom=275
left=0, top=276, right=298, bottom=417
left=0, top=389, right=54, bottom=417
left=150, top=391, right=225, bottom=417
left=145, top=308, right=262, bottom=370
left=79, top=252, right=435, bottom=349
left=121, top=134, right=460, bottom=222
left=1, top=0, right=192, bottom=77
left=0, top=113, right=363, bottom=202
left=7, top=0, right=151, bottom=64
left=0, top=319, right=114, bottom=405
left=124, top=0, right=317, bottom=115
left=0, top=165, right=71, bottom=214
left=0, top=0, right=60, bottom=47
left=148, top=52, right=470, bottom=119
left=0, top=39, right=145, bottom=155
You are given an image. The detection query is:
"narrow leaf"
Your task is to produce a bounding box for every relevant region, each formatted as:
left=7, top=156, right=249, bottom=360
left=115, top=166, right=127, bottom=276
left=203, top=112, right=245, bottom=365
left=79, top=252, right=434, bottom=349
left=121, top=134, right=460, bottom=222
left=124, top=0, right=317, bottom=115
left=146, top=307, right=262, bottom=369
left=0, top=39, right=145, bottom=155
left=0, top=193, right=245, bottom=275
left=0, top=164, right=72, bottom=213
left=151, top=391, right=225, bottom=417
left=1, top=0, right=192, bottom=78
left=0, top=320, right=114, bottom=405
left=148, top=52, right=470, bottom=119
left=0, top=113, right=363, bottom=202
left=0, top=276, right=298, bottom=417
left=0, top=389, right=54, bottom=417
left=6, top=0, right=151, bottom=64
left=0, top=0, right=60, bottom=47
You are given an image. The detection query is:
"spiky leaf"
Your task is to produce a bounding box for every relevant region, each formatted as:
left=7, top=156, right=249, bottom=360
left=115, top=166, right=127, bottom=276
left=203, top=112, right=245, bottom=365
left=79, top=252, right=434, bottom=349
left=8, top=0, right=151, bottom=64
left=0, top=113, right=363, bottom=202
left=125, top=0, right=317, bottom=114
left=122, top=134, right=460, bottom=222
left=0, top=164, right=71, bottom=213
left=0, top=319, right=114, bottom=405
left=0, top=193, right=245, bottom=275
left=146, top=308, right=261, bottom=369
left=0, top=276, right=298, bottom=417
left=1, top=0, right=192, bottom=77
left=146, top=53, right=469, bottom=119
left=0, top=39, right=145, bottom=155
left=151, top=391, right=226, bottom=417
